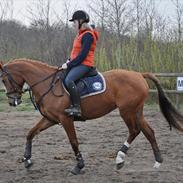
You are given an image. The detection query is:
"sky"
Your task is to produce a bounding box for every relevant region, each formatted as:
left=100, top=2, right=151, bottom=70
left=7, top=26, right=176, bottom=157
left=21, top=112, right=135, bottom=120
left=1, top=0, right=178, bottom=26
left=4, top=0, right=89, bottom=25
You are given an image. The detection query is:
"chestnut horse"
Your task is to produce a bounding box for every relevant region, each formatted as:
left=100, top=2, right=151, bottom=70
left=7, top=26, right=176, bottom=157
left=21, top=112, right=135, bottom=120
left=0, top=59, right=183, bottom=175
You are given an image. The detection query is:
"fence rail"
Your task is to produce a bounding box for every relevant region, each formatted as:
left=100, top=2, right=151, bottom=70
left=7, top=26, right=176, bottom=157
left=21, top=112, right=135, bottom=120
left=152, top=73, right=183, bottom=94
left=154, top=73, right=183, bottom=77
left=149, top=89, right=182, bottom=94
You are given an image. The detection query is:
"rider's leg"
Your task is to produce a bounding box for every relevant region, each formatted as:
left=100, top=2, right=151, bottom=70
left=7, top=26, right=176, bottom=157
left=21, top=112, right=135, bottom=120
left=64, top=65, right=91, bottom=116
left=65, top=81, right=81, bottom=116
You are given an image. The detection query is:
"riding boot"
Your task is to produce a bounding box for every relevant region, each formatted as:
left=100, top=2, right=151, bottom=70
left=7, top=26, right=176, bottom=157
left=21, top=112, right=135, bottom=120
left=65, top=81, right=81, bottom=117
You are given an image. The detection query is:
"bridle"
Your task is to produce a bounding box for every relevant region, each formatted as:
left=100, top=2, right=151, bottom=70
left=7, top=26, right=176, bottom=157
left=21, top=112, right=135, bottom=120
left=0, top=66, right=24, bottom=105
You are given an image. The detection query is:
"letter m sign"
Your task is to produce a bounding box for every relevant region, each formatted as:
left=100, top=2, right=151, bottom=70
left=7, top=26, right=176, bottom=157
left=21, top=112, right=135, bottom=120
left=177, top=77, right=183, bottom=91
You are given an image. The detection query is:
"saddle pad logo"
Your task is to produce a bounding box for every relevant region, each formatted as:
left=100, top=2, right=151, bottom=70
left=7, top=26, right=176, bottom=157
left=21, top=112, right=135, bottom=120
left=92, top=82, right=102, bottom=91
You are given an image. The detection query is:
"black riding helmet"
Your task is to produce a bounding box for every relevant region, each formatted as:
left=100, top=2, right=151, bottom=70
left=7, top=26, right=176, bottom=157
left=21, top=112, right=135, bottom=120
left=69, top=10, right=90, bottom=23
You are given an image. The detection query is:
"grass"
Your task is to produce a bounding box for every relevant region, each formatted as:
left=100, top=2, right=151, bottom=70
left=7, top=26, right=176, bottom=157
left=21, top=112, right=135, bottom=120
left=0, top=91, right=7, bottom=102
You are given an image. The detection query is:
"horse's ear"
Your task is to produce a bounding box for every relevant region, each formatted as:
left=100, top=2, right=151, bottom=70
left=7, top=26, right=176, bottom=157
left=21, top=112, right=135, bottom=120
left=0, top=61, right=3, bottom=70
left=0, top=61, right=3, bottom=77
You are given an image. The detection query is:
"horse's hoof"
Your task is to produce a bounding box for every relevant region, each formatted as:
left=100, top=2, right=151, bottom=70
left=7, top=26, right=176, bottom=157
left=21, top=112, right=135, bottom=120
left=71, top=166, right=82, bottom=175
left=24, top=159, right=33, bottom=168
left=116, top=162, right=125, bottom=170
left=153, top=161, right=161, bottom=168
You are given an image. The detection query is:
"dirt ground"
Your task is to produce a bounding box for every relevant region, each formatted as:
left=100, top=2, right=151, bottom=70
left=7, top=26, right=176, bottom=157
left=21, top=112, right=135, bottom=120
left=0, top=106, right=183, bottom=183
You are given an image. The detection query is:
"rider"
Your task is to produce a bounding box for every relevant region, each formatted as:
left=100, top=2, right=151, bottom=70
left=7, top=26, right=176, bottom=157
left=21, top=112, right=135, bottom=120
left=61, top=10, right=99, bottom=117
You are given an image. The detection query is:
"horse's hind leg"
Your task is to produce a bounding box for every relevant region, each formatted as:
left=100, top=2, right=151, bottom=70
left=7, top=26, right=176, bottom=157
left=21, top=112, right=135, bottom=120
left=23, top=117, right=55, bottom=168
left=116, top=108, right=163, bottom=169
left=140, top=117, right=163, bottom=168
left=116, top=109, right=141, bottom=169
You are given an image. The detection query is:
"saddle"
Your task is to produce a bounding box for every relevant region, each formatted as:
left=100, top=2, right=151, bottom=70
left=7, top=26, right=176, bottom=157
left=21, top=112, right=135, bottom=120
left=66, top=67, right=106, bottom=98
left=55, top=67, right=106, bottom=98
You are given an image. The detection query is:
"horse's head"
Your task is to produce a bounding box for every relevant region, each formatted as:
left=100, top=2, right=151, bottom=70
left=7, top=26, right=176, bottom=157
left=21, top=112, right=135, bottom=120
left=0, top=62, right=24, bottom=106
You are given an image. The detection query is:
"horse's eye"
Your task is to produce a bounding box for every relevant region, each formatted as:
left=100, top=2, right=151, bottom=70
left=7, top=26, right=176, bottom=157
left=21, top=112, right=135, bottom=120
left=2, top=80, right=5, bottom=83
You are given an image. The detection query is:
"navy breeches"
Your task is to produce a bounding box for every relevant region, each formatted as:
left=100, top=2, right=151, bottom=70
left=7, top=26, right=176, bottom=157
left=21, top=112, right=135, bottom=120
left=64, top=65, right=91, bottom=88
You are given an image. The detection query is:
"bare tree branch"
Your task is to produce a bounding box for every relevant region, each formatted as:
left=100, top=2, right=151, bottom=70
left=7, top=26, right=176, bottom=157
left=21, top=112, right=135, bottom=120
left=171, top=0, right=183, bottom=42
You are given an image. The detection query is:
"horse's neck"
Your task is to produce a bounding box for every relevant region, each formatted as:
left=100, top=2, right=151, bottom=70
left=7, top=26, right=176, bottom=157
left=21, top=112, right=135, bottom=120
left=18, top=63, right=51, bottom=84
left=18, top=63, right=55, bottom=95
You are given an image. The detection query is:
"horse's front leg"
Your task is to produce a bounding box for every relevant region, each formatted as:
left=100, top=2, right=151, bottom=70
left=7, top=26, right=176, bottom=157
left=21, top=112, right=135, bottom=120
left=23, top=117, right=55, bottom=168
left=61, top=116, right=84, bottom=175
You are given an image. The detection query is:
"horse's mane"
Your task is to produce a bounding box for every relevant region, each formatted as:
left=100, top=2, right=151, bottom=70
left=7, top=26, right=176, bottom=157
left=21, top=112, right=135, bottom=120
left=8, top=58, right=57, bottom=70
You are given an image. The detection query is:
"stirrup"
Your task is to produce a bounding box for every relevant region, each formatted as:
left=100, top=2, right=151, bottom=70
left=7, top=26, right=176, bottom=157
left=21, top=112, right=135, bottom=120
left=65, top=106, right=81, bottom=117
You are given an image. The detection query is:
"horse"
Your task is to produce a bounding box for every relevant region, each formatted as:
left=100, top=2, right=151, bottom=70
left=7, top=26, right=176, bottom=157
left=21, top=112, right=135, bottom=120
left=0, top=58, right=183, bottom=175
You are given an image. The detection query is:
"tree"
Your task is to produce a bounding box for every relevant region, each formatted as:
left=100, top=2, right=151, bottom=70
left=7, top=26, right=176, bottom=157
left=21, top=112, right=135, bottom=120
left=106, top=0, right=134, bottom=41
left=0, top=0, right=13, bottom=21
left=171, top=0, right=183, bottom=42
left=27, top=0, right=55, bottom=64
left=88, top=0, right=109, bottom=32
left=133, top=0, right=143, bottom=56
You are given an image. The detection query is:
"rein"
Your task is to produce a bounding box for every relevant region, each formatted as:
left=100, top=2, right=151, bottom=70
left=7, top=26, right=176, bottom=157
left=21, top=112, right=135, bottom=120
left=26, top=69, right=66, bottom=110
left=26, top=69, right=66, bottom=124
left=31, top=70, right=64, bottom=105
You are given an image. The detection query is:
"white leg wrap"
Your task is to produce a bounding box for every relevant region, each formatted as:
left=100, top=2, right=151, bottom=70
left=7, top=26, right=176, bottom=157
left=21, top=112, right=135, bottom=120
left=116, top=151, right=126, bottom=164
left=153, top=161, right=161, bottom=168
left=27, top=159, right=32, bottom=164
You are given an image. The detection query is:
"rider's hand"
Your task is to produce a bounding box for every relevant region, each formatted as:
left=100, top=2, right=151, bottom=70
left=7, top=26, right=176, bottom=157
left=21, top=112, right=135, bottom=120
left=61, top=63, right=68, bottom=69
left=58, top=59, right=70, bottom=70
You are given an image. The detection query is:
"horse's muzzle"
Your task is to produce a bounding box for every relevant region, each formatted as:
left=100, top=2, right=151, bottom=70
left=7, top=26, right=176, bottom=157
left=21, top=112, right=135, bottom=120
left=9, top=97, right=22, bottom=106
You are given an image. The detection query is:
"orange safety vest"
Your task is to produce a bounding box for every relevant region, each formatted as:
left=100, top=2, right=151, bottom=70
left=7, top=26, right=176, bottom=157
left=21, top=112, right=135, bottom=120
left=70, top=29, right=99, bottom=67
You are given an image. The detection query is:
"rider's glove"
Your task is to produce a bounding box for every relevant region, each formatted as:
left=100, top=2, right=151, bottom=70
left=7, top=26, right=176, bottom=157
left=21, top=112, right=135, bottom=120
left=66, top=59, right=70, bottom=64
left=61, top=63, right=68, bottom=69
left=58, top=59, right=71, bottom=70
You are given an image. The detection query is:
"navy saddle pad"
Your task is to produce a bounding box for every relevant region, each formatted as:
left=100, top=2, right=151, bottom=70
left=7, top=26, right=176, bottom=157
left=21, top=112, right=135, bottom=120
left=66, top=72, right=106, bottom=98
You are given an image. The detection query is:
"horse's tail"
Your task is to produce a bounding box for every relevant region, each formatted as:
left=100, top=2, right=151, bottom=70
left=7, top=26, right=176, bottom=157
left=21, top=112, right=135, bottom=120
left=142, top=72, right=183, bottom=132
